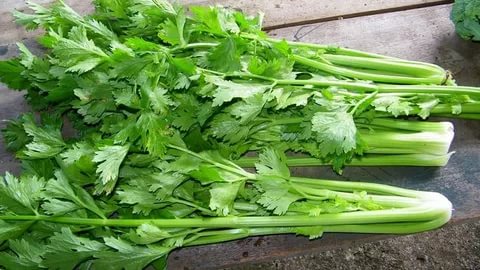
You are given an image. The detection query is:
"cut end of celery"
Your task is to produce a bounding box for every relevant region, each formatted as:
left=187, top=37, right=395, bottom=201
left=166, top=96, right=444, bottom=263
left=361, top=123, right=455, bottom=156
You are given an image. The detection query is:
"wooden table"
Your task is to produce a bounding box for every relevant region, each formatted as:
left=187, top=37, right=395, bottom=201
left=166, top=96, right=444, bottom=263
left=1, top=1, right=479, bottom=269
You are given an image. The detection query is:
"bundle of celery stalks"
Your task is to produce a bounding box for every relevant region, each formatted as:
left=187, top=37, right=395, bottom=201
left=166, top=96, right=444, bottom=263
left=0, top=1, right=477, bottom=269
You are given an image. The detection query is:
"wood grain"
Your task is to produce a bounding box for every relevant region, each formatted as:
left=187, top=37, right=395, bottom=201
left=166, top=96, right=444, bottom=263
left=0, top=0, right=449, bottom=45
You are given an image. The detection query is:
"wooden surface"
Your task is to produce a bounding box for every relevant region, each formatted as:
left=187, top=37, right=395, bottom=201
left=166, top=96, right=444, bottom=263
left=1, top=1, right=480, bottom=269
left=0, top=0, right=450, bottom=45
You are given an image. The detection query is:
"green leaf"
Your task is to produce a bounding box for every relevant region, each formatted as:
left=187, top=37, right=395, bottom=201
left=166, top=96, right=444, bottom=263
left=51, top=26, right=109, bottom=73
left=93, top=144, right=130, bottom=194
left=293, top=226, right=324, bottom=240
left=172, top=57, right=196, bottom=75
left=124, top=37, right=164, bottom=52
left=248, top=55, right=293, bottom=79
left=417, top=95, right=440, bottom=119
left=22, top=114, right=66, bottom=159
left=155, top=203, right=196, bottom=219
left=116, top=167, right=176, bottom=213
left=0, top=173, right=44, bottom=215
left=82, top=17, right=118, bottom=41
left=206, top=37, right=242, bottom=73
left=0, top=220, right=34, bottom=243
left=147, top=172, right=187, bottom=199
left=0, top=59, right=29, bottom=90
left=21, top=159, right=56, bottom=180
left=42, top=199, right=80, bottom=216
left=2, top=118, right=31, bottom=152
left=136, top=112, right=170, bottom=156
left=50, top=1, right=118, bottom=41
left=167, top=153, right=202, bottom=174
left=188, top=152, right=245, bottom=184
left=191, top=6, right=239, bottom=35
left=256, top=178, right=302, bottom=215
left=355, top=191, right=384, bottom=211
left=43, top=171, right=105, bottom=218
left=13, top=1, right=52, bottom=30
left=116, top=184, right=160, bottom=215
left=43, top=227, right=107, bottom=270
left=189, top=164, right=233, bottom=184
left=171, top=94, right=202, bottom=131
left=293, top=198, right=359, bottom=216
left=70, top=58, right=106, bottom=73
left=60, top=142, right=95, bottom=165
left=233, top=9, right=264, bottom=32
left=111, top=56, right=153, bottom=79
left=451, top=0, right=480, bottom=41
left=128, top=224, right=172, bottom=245
left=255, top=148, right=290, bottom=178
left=372, top=96, right=413, bottom=117
left=110, top=116, right=140, bottom=145
left=228, top=93, right=268, bottom=123
left=141, top=85, right=173, bottom=114
left=311, top=112, right=357, bottom=156
left=17, top=43, right=35, bottom=69
left=0, top=239, right=44, bottom=270
left=158, top=7, right=186, bottom=46
left=208, top=113, right=250, bottom=144
left=113, top=87, right=141, bottom=109
left=143, top=0, right=176, bottom=14
left=94, top=0, right=129, bottom=19
left=72, top=78, right=117, bottom=124
left=272, top=88, right=313, bottom=109
left=451, top=103, right=462, bottom=114
left=209, top=182, right=242, bottom=216
left=44, top=73, right=78, bottom=103
left=94, top=238, right=171, bottom=270
left=206, top=76, right=270, bottom=107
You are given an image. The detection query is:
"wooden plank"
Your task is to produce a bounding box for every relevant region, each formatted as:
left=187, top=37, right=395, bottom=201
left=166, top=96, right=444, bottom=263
left=0, top=0, right=449, bottom=45
left=1, top=3, right=480, bottom=270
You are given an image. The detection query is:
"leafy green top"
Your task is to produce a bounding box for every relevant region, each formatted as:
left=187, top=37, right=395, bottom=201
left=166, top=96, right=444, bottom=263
left=451, top=0, right=480, bottom=41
